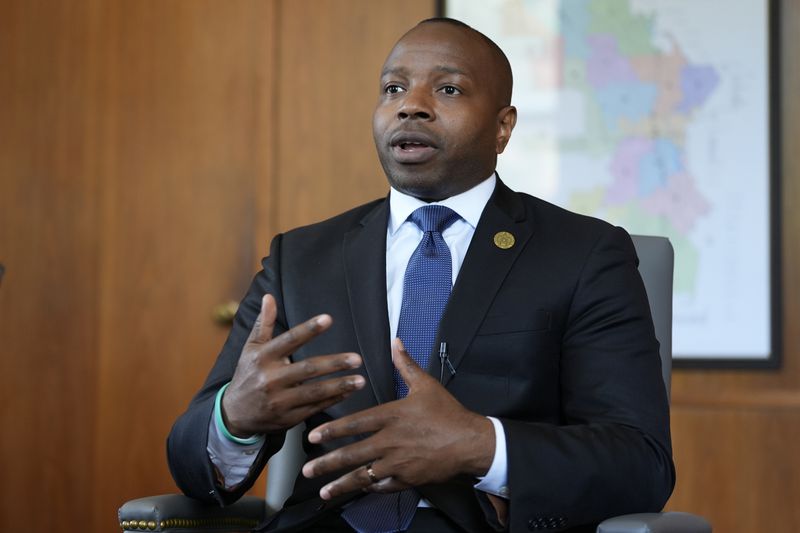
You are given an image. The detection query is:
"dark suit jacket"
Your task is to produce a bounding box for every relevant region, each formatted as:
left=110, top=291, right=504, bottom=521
left=167, top=180, right=675, bottom=532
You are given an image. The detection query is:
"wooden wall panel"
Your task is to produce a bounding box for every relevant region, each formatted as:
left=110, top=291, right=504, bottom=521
left=0, top=1, right=277, bottom=531
left=89, top=2, right=277, bottom=530
left=668, top=407, right=800, bottom=531
left=0, top=2, right=101, bottom=530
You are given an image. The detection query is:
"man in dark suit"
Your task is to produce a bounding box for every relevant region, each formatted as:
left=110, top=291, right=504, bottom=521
left=168, top=18, right=674, bottom=532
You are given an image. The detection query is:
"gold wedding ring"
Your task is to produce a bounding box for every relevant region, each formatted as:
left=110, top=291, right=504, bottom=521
left=365, top=463, right=379, bottom=484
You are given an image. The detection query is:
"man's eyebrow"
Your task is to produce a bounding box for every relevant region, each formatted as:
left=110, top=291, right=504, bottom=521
left=380, top=65, right=470, bottom=78
left=381, top=66, right=409, bottom=78
left=433, top=65, right=468, bottom=76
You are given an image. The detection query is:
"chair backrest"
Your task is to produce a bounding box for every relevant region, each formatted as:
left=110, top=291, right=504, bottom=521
left=266, top=422, right=306, bottom=514
left=263, top=234, right=675, bottom=511
left=629, top=235, right=674, bottom=397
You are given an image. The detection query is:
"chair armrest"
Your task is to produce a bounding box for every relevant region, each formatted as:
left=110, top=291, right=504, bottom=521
left=597, top=512, right=711, bottom=533
left=118, top=494, right=265, bottom=532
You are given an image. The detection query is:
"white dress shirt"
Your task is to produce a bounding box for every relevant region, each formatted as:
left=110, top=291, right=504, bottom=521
left=208, top=174, right=509, bottom=499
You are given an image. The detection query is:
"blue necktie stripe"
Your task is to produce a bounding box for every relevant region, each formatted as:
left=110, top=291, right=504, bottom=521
left=342, top=205, right=459, bottom=533
left=394, top=205, right=459, bottom=397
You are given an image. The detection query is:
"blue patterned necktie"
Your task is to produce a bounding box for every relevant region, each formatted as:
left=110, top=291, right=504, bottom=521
left=394, top=205, right=460, bottom=396
left=341, top=205, right=460, bottom=533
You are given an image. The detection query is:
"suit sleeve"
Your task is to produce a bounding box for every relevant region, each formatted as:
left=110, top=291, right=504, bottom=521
left=166, top=235, right=289, bottom=506
left=503, top=226, right=675, bottom=531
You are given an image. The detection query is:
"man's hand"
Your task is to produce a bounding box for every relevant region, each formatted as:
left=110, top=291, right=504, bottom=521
left=301, top=338, right=495, bottom=500
left=221, top=294, right=366, bottom=437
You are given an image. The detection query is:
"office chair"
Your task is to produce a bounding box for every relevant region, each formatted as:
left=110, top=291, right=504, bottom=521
left=119, top=235, right=711, bottom=532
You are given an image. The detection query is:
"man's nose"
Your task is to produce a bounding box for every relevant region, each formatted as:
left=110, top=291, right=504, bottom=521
left=397, top=88, right=433, bottom=120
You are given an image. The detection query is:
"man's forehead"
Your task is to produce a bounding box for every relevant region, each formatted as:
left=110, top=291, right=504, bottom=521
left=382, top=24, right=490, bottom=75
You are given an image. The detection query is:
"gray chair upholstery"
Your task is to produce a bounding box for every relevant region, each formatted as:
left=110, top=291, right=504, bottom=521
left=594, top=236, right=710, bottom=533
left=264, top=423, right=306, bottom=516
left=119, top=235, right=710, bottom=533
left=630, top=235, right=673, bottom=399
left=597, top=512, right=711, bottom=533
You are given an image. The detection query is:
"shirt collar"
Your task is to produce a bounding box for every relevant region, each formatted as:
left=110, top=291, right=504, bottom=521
left=388, top=173, right=497, bottom=236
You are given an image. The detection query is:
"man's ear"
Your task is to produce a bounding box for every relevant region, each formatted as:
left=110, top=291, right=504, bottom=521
left=495, top=106, right=517, bottom=154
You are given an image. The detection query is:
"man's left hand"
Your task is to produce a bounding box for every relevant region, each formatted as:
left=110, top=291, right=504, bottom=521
left=301, top=338, right=495, bottom=500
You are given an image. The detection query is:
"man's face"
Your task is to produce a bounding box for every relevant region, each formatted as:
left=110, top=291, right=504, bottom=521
left=372, top=23, right=516, bottom=201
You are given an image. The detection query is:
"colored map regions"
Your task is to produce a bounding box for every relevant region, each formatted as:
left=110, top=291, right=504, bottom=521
left=556, top=0, right=719, bottom=293
left=678, top=65, right=719, bottom=113
left=606, top=138, right=710, bottom=233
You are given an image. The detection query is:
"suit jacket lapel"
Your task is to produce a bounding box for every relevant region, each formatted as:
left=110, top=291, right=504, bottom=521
left=343, top=199, right=395, bottom=405
left=436, top=180, right=534, bottom=386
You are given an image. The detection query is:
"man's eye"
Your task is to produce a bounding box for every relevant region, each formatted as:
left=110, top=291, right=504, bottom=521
left=385, top=84, right=405, bottom=94
left=440, top=86, right=461, bottom=95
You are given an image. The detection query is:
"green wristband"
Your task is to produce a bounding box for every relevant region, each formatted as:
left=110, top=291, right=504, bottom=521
left=214, top=382, right=264, bottom=446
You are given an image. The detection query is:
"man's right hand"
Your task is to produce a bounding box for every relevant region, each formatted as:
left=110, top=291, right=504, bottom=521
left=221, top=294, right=365, bottom=437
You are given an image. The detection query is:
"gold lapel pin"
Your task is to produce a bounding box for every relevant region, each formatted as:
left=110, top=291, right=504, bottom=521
left=493, top=231, right=515, bottom=250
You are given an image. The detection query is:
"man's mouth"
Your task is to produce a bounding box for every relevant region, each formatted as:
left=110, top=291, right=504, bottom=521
left=399, top=141, right=430, bottom=151
left=390, top=133, right=438, bottom=163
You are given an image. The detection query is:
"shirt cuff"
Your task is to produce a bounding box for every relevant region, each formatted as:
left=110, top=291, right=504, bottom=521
left=206, top=397, right=265, bottom=490
left=474, top=416, right=509, bottom=499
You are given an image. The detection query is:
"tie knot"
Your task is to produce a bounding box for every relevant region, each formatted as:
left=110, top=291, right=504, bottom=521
left=408, top=205, right=460, bottom=234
